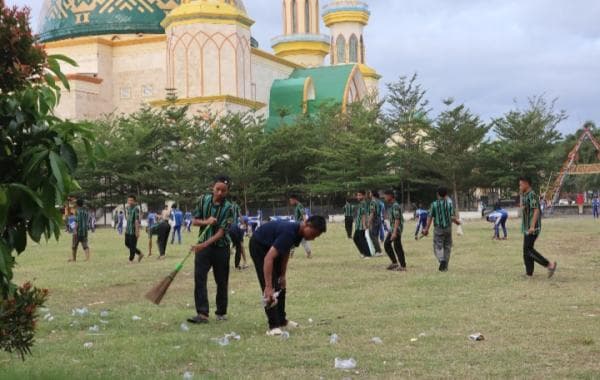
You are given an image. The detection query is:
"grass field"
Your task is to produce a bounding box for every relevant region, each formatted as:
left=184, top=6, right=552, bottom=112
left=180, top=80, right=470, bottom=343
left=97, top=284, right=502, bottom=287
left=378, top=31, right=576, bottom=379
left=1, top=218, right=599, bottom=379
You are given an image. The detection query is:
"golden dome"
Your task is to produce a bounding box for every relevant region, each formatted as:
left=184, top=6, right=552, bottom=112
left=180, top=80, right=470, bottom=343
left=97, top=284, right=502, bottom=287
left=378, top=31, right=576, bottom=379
left=163, top=0, right=253, bottom=29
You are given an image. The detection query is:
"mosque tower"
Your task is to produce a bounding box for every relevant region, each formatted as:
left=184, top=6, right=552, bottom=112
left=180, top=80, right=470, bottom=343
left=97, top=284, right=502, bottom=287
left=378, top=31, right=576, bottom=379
left=272, top=0, right=330, bottom=67
left=323, top=0, right=380, bottom=94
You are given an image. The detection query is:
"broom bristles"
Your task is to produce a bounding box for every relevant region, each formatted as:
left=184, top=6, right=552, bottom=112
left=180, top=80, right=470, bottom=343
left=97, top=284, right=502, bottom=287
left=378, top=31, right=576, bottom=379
left=145, top=271, right=178, bottom=305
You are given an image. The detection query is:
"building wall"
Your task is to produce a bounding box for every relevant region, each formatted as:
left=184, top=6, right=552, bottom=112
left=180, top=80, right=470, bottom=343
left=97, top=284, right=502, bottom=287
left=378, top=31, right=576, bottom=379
left=251, top=51, right=296, bottom=109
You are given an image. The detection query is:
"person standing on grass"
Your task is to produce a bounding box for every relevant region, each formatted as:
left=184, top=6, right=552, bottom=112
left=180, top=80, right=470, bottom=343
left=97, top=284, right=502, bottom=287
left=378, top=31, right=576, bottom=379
left=150, top=217, right=171, bottom=260
left=383, top=190, right=406, bottom=271
left=487, top=206, right=508, bottom=240
left=353, top=191, right=371, bottom=258
left=422, top=187, right=461, bottom=272
left=230, top=199, right=248, bottom=270
left=185, top=210, right=193, bottom=232
left=289, top=194, right=312, bottom=258
left=592, top=195, right=599, bottom=219
left=170, top=205, right=184, bottom=245
left=367, top=190, right=383, bottom=256
left=124, top=195, right=144, bottom=263
left=414, top=204, right=428, bottom=240
left=89, top=209, right=96, bottom=233
left=249, top=216, right=327, bottom=336
left=519, top=177, right=558, bottom=278
left=343, top=199, right=354, bottom=239
left=70, top=199, right=91, bottom=262
left=117, top=210, right=124, bottom=235
left=147, top=210, right=157, bottom=257
left=188, top=175, right=234, bottom=325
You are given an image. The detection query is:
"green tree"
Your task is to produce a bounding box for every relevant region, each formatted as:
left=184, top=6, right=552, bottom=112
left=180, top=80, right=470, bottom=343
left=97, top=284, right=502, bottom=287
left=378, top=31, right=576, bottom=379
left=428, top=99, right=490, bottom=210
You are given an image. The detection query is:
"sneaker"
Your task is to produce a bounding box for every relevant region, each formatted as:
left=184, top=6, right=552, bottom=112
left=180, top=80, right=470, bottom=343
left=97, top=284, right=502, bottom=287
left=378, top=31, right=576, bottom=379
left=548, top=262, right=558, bottom=278
left=386, top=263, right=399, bottom=270
left=439, top=261, right=447, bottom=272
left=216, top=314, right=228, bottom=321
left=362, top=256, right=372, bottom=260
left=187, top=314, right=209, bottom=324
left=266, top=328, right=284, bottom=336
left=373, top=252, right=384, bottom=257
left=137, top=253, right=145, bottom=263
left=284, top=320, right=299, bottom=329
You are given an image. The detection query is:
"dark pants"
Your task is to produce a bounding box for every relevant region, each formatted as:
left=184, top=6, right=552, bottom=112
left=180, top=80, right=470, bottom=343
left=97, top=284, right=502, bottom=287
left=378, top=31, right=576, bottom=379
left=369, top=222, right=382, bottom=253
left=124, top=234, right=141, bottom=261
left=229, top=224, right=244, bottom=268
left=494, top=217, right=508, bottom=238
left=249, top=237, right=287, bottom=329
left=194, top=245, right=230, bottom=316
left=415, top=219, right=427, bottom=237
left=523, top=234, right=550, bottom=276
left=594, top=207, right=599, bottom=219
left=384, top=232, right=406, bottom=267
left=171, top=225, right=182, bottom=244
left=353, top=230, right=371, bottom=257
left=344, top=216, right=353, bottom=239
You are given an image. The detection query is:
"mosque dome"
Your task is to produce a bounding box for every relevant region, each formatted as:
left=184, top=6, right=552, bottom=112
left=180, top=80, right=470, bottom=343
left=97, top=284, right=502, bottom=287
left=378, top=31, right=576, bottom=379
left=38, top=0, right=186, bottom=43
left=161, top=0, right=252, bottom=29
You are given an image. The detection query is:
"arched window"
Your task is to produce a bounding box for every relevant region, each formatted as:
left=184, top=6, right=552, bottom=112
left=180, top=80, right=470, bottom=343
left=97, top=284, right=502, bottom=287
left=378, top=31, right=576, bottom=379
left=305, top=0, right=310, bottom=33
left=336, top=34, right=346, bottom=64
left=291, top=0, right=297, bottom=33
left=349, top=34, right=358, bottom=63
left=360, top=35, right=365, bottom=63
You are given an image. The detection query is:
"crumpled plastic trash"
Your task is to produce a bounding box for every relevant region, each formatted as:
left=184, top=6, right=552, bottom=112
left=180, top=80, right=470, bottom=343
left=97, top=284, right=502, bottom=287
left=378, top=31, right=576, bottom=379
left=214, top=337, right=230, bottom=346
left=43, top=313, right=53, bottom=321
left=132, top=315, right=142, bottom=321
left=100, top=310, right=109, bottom=318
left=371, top=337, right=383, bottom=344
left=180, top=323, right=190, bottom=332
left=329, top=333, right=339, bottom=344
left=99, top=320, right=109, bottom=324
left=88, top=325, right=100, bottom=333
left=334, top=358, right=357, bottom=370
left=39, top=307, right=50, bottom=313
left=419, top=332, right=427, bottom=337
left=83, top=342, right=93, bottom=349
left=183, top=371, right=194, bottom=380
left=225, top=332, right=241, bottom=340
left=71, top=307, right=89, bottom=317
left=281, top=331, right=290, bottom=340
left=308, top=318, right=314, bottom=324
left=410, top=338, right=418, bottom=342
left=469, top=333, right=485, bottom=341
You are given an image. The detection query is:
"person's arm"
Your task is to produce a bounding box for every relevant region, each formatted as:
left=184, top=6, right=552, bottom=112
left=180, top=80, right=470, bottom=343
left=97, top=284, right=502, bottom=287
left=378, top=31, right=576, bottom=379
left=135, top=210, right=141, bottom=237
left=263, top=247, right=280, bottom=302
left=192, top=199, right=217, bottom=226
left=391, top=219, right=400, bottom=239
left=192, top=228, right=225, bottom=253
left=528, top=208, right=540, bottom=234
left=423, top=216, right=433, bottom=236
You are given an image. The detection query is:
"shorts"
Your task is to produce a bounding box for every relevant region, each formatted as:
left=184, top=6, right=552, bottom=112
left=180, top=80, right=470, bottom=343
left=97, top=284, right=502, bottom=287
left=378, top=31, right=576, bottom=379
left=72, top=235, right=89, bottom=250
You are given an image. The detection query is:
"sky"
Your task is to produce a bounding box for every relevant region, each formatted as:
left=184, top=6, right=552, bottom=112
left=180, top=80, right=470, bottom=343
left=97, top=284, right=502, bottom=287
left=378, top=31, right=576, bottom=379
left=6, top=0, right=600, bottom=135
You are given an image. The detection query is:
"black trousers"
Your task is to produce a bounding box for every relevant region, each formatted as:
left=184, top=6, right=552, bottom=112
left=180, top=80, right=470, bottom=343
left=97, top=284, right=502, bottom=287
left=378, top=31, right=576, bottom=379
left=369, top=222, right=382, bottom=253
left=155, top=224, right=171, bottom=256
left=194, top=245, right=230, bottom=316
left=384, top=232, right=406, bottom=267
left=229, top=225, right=244, bottom=268
left=344, top=216, right=353, bottom=239
left=523, top=234, right=550, bottom=276
left=124, top=234, right=141, bottom=261
left=353, top=230, right=371, bottom=257
left=249, top=237, right=288, bottom=329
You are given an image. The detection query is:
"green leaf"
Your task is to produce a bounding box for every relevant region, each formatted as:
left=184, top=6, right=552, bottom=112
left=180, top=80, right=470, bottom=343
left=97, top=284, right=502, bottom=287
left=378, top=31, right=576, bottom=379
left=0, top=239, right=12, bottom=279
left=23, top=149, right=49, bottom=179
left=0, top=188, right=7, bottom=229
left=49, top=151, right=66, bottom=194
left=49, top=54, right=78, bottom=68
left=60, top=144, right=78, bottom=172
left=29, top=213, right=46, bottom=243
left=11, top=224, right=27, bottom=254
left=8, top=183, right=43, bottom=208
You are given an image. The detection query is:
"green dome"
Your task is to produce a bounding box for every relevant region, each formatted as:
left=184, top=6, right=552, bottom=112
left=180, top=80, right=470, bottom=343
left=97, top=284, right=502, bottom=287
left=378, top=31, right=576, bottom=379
left=39, top=0, right=182, bottom=43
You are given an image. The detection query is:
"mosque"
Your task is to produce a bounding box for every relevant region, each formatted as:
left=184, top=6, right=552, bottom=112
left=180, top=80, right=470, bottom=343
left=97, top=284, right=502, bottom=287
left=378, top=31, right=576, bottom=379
left=40, top=0, right=380, bottom=129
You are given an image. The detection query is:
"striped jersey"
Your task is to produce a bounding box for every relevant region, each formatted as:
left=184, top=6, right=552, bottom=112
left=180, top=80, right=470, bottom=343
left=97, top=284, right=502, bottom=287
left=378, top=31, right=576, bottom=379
left=75, top=207, right=89, bottom=237
left=125, top=206, right=140, bottom=235
left=388, top=201, right=404, bottom=234
left=343, top=203, right=354, bottom=217
left=354, top=201, right=367, bottom=231
left=193, top=194, right=234, bottom=247
left=294, top=203, right=306, bottom=222
left=521, top=191, right=541, bottom=235
left=428, top=198, right=455, bottom=229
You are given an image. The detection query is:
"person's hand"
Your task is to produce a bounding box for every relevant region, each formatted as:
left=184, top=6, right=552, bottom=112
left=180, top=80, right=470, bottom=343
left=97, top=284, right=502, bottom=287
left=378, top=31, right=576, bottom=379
left=527, top=227, right=535, bottom=235
left=206, top=217, right=218, bottom=226
left=422, top=229, right=429, bottom=237
left=191, top=243, right=207, bottom=253
left=279, top=276, right=287, bottom=289
left=264, top=287, right=275, bottom=305
left=391, top=233, right=398, bottom=241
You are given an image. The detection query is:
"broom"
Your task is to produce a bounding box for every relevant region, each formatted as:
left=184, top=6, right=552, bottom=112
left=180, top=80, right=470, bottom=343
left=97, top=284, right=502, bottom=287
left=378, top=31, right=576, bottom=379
left=145, top=227, right=209, bottom=305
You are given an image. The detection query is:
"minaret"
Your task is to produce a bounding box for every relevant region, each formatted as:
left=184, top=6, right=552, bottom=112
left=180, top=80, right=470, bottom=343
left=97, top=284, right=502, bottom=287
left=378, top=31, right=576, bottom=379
left=323, top=0, right=380, bottom=94
left=272, top=0, right=330, bottom=67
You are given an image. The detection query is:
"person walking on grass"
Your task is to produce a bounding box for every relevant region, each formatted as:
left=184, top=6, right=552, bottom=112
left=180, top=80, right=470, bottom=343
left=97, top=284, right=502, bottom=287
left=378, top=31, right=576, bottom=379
left=230, top=199, right=249, bottom=270
left=289, top=194, right=312, bottom=258
left=170, top=204, right=184, bottom=245
left=519, top=177, right=558, bottom=278
left=150, top=217, right=171, bottom=260
left=367, top=190, right=383, bottom=256
left=185, top=210, right=193, bottom=232
left=117, top=210, right=124, bottom=235
left=422, top=187, right=461, bottom=272
left=188, top=175, right=234, bottom=325
left=414, top=204, right=428, bottom=240
left=147, top=210, right=157, bottom=257
left=124, top=195, right=144, bottom=263
left=343, top=199, right=354, bottom=239
left=249, top=215, right=327, bottom=336
left=70, top=199, right=91, bottom=262
left=353, top=191, right=371, bottom=258
left=383, top=190, right=406, bottom=271
left=592, top=195, right=599, bottom=220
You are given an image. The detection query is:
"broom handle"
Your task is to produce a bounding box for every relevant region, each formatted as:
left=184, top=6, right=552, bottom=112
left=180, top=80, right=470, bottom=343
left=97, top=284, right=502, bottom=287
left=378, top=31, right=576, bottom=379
left=175, top=225, right=211, bottom=272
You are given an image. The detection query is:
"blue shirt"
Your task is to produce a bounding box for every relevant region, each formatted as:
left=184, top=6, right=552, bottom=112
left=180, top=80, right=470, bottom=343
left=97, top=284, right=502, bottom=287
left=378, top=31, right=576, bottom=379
left=415, top=209, right=428, bottom=222
left=172, top=210, right=183, bottom=226
left=593, top=199, right=600, bottom=208
left=147, top=212, right=157, bottom=227
left=118, top=214, right=124, bottom=224
left=252, top=221, right=302, bottom=256
left=184, top=211, right=192, bottom=221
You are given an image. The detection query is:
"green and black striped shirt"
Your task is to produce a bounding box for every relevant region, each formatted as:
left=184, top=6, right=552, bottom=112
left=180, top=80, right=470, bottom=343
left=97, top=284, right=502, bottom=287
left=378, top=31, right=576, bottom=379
left=369, top=199, right=381, bottom=218
left=343, top=203, right=354, bottom=217
left=294, top=203, right=306, bottom=222
left=125, top=206, right=140, bottom=235
left=388, top=202, right=404, bottom=234
left=231, top=202, right=242, bottom=225
left=428, top=198, right=455, bottom=229
left=355, top=201, right=367, bottom=231
left=193, top=194, right=234, bottom=247
left=521, top=190, right=541, bottom=235
left=75, top=207, right=89, bottom=238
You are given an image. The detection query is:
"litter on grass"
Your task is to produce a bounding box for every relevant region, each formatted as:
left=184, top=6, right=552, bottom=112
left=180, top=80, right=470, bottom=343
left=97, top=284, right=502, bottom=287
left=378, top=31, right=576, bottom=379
left=100, top=310, right=109, bottom=318
left=329, top=334, right=339, bottom=344
left=334, top=358, right=357, bottom=370
left=132, top=315, right=142, bottom=321
left=88, top=325, right=100, bottom=333
left=83, top=342, right=93, bottom=349
left=281, top=331, right=290, bottom=340
left=469, top=333, right=485, bottom=341
left=72, top=308, right=89, bottom=317
left=371, top=337, right=383, bottom=344
left=183, top=371, right=194, bottom=380
left=180, top=323, right=190, bottom=332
